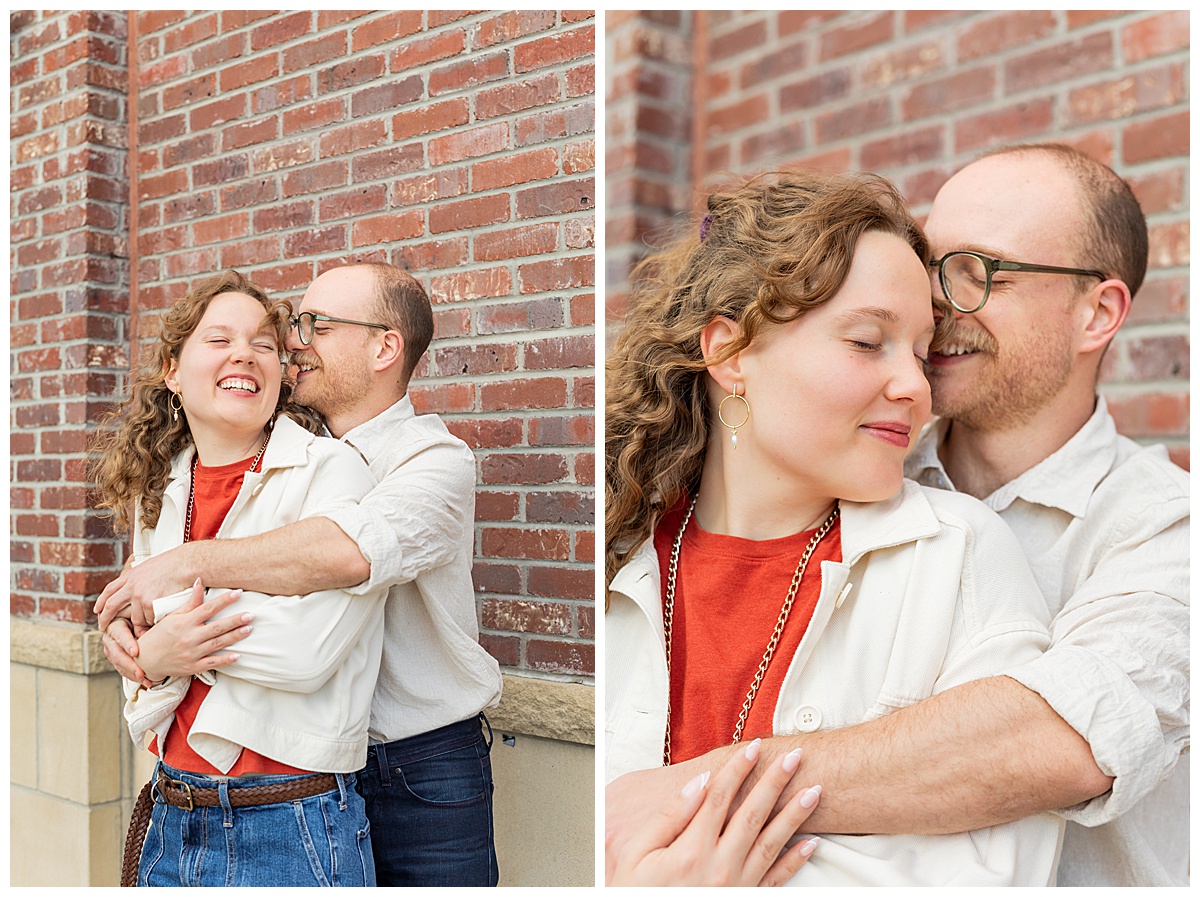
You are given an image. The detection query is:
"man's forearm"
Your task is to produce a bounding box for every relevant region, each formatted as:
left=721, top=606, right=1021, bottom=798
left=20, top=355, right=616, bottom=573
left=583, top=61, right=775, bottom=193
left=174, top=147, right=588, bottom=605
left=755, top=675, right=1113, bottom=834
left=182, top=517, right=371, bottom=595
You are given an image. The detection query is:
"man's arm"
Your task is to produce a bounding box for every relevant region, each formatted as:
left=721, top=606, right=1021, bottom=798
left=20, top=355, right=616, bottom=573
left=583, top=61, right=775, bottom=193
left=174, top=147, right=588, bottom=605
left=606, top=674, right=1111, bottom=858
left=95, top=516, right=370, bottom=631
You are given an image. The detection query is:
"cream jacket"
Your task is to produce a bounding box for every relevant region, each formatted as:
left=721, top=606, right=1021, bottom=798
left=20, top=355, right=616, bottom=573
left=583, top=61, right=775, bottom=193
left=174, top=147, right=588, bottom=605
left=122, top=416, right=390, bottom=774
left=606, top=480, right=1064, bottom=886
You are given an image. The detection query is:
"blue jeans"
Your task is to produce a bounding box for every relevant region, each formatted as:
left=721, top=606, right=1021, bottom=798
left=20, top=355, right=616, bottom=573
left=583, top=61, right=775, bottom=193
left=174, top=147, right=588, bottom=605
left=137, top=762, right=375, bottom=887
left=359, top=714, right=498, bottom=886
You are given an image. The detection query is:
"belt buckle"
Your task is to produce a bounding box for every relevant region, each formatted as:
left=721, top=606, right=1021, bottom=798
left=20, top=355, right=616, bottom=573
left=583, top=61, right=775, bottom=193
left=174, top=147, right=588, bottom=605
left=154, top=775, right=195, bottom=812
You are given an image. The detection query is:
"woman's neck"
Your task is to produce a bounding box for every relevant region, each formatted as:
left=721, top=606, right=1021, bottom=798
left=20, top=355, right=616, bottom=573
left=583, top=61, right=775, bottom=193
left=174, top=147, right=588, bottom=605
left=695, top=435, right=836, bottom=540
left=190, top=426, right=266, bottom=467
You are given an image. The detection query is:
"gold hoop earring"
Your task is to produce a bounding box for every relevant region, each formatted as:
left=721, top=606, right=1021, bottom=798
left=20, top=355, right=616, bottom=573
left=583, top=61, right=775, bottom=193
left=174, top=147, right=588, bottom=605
left=718, top=386, right=750, bottom=449
left=169, top=390, right=183, bottom=422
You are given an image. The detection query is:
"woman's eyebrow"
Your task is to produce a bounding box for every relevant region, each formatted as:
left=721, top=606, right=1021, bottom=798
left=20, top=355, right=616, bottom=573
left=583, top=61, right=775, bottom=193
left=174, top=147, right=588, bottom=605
left=835, top=306, right=898, bottom=324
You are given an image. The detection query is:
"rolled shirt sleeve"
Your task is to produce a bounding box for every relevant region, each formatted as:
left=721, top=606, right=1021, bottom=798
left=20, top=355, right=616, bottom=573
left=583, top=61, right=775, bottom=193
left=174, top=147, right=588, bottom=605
left=321, top=437, right=475, bottom=595
left=1005, top=509, right=1189, bottom=825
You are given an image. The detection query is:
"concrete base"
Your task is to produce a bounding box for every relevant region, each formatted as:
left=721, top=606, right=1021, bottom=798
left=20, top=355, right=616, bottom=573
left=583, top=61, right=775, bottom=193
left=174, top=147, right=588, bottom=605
left=491, top=730, right=595, bottom=886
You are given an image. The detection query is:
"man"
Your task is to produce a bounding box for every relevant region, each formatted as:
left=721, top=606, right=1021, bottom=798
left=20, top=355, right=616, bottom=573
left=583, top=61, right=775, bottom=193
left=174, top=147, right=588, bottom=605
left=605, top=144, right=1188, bottom=886
left=99, top=263, right=504, bottom=887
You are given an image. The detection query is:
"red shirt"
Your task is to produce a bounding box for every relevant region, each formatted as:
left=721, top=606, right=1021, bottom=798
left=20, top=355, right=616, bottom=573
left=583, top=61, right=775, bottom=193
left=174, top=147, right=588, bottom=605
left=155, top=452, right=306, bottom=776
left=654, top=498, right=842, bottom=764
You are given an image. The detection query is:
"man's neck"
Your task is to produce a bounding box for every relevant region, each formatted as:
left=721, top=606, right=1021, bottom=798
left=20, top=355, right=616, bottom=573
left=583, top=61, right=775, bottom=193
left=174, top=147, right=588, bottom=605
left=323, top=388, right=406, bottom=439
left=938, top=388, right=1097, bottom=500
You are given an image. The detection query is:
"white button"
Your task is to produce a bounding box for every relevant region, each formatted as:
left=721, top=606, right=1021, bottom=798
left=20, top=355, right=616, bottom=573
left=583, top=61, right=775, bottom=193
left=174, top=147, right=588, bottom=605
left=836, top=583, right=854, bottom=608
left=793, top=705, right=822, bottom=732
left=251, top=483, right=264, bottom=496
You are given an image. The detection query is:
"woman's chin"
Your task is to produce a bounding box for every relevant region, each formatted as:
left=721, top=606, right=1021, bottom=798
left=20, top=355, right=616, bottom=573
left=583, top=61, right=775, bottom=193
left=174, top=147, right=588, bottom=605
left=189, top=411, right=273, bottom=442
left=838, top=473, right=905, bottom=505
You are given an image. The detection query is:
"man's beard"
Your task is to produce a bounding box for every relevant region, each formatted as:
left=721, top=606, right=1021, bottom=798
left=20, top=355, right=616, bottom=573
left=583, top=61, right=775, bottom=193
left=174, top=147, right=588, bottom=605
left=291, top=350, right=373, bottom=420
left=929, top=317, right=1075, bottom=432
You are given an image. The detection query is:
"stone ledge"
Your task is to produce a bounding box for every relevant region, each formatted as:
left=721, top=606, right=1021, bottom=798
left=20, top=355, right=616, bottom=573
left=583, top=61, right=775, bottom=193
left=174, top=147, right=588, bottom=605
left=10, top=619, right=111, bottom=675
left=487, top=675, right=595, bottom=746
left=9, top=621, right=597, bottom=746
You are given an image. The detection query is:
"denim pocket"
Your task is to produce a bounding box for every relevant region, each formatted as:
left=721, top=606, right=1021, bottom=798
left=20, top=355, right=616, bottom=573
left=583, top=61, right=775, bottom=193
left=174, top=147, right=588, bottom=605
left=396, top=742, right=489, bottom=808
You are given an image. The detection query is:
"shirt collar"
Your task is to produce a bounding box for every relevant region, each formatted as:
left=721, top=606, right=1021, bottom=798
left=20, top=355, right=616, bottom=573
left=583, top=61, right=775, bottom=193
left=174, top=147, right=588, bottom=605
left=906, top=397, right=1117, bottom=519
left=334, top=394, right=415, bottom=463
left=905, top=417, right=955, bottom=492
left=987, top=396, right=1116, bottom=518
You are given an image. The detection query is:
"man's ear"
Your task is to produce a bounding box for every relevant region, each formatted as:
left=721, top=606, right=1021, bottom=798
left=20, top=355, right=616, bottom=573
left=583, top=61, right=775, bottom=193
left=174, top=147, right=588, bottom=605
left=373, top=329, right=406, bottom=374
left=1078, top=279, right=1131, bottom=356
left=700, top=316, right=745, bottom=396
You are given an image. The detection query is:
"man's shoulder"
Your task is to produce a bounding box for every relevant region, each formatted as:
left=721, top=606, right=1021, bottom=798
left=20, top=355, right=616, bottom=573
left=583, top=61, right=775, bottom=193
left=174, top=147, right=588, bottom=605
left=357, top=407, right=474, bottom=489
left=388, top=409, right=471, bottom=458
left=1107, top=434, right=1189, bottom=495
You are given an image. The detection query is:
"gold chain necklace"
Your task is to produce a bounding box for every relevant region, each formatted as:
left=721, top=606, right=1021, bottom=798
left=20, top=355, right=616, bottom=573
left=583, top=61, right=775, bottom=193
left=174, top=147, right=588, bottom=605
left=662, top=494, right=839, bottom=766
left=183, top=431, right=271, bottom=544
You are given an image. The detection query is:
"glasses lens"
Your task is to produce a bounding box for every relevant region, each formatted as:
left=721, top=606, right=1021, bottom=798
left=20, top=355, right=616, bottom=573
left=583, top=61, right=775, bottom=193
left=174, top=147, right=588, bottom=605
left=941, top=253, right=989, bottom=313
left=296, top=312, right=315, bottom=345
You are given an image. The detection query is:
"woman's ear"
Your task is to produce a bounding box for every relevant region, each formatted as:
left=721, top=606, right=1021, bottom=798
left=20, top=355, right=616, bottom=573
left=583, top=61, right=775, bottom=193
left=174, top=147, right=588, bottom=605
left=700, top=316, right=744, bottom=396
left=163, top=358, right=179, bottom=394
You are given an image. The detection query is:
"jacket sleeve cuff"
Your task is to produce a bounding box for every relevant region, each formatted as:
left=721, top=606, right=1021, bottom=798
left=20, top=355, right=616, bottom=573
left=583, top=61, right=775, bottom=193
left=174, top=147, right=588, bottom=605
left=1005, top=644, right=1168, bottom=825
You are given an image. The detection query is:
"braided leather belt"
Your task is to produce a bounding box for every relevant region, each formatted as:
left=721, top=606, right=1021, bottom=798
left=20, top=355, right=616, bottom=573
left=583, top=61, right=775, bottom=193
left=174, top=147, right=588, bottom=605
left=152, top=773, right=339, bottom=811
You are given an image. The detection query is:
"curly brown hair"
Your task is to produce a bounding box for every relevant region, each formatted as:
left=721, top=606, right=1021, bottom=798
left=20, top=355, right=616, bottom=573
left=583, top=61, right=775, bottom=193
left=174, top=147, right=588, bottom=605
left=91, top=270, right=324, bottom=534
left=605, top=169, right=949, bottom=587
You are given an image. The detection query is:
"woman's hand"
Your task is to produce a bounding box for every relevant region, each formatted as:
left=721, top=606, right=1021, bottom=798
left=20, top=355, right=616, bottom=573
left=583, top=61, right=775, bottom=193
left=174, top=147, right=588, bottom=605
left=135, top=579, right=254, bottom=684
left=606, top=739, right=822, bottom=886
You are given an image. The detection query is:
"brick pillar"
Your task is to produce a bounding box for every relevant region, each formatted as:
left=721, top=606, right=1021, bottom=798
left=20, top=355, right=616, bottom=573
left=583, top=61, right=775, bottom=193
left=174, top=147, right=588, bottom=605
left=11, top=9, right=130, bottom=622
left=10, top=9, right=133, bottom=886
left=603, top=11, right=695, bottom=330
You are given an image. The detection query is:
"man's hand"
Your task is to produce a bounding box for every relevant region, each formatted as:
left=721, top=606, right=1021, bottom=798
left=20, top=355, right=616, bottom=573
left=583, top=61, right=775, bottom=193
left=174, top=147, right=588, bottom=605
left=131, top=579, right=254, bottom=684
left=95, top=547, right=198, bottom=632
left=606, top=740, right=822, bottom=886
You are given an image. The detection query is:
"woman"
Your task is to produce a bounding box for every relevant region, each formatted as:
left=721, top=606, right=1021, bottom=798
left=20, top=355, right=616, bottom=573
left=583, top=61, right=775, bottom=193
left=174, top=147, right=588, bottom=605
left=605, top=172, right=1063, bottom=885
left=92, top=270, right=388, bottom=886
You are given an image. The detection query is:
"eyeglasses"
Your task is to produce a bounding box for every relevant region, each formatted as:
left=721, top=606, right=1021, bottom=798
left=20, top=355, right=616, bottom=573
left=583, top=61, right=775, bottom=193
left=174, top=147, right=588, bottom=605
left=930, top=250, right=1107, bottom=314
left=288, top=312, right=389, bottom=346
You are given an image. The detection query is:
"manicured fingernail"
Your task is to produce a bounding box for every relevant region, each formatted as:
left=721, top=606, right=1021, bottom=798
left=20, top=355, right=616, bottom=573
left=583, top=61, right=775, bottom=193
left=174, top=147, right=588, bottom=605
left=782, top=747, right=803, bottom=773
left=799, top=785, right=822, bottom=809
left=799, top=837, right=820, bottom=856
left=681, top=770, right=710, bottom=798
left=239, top=626, right=252, bottom=635
left=194, top=578, right=202, bottom=587
left=743, top=738, right=761, bottom=761
left=240, top=613, right=254, bottom=622
left=228, top=653, right=240, bottom=662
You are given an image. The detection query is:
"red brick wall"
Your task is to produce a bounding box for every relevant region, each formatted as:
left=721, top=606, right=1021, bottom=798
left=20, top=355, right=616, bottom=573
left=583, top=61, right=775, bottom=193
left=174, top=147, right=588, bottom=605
left=604, top=10, right=695, bottom=327
left=605, top=10, right=1189, bottom=465
left=11, top=10, right=131, bottom=620
left=12, top=10, right=596, bottom=680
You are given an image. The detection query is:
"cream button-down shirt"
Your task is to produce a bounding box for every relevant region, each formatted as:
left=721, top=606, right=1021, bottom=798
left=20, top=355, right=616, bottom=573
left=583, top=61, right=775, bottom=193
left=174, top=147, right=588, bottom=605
left=321, top=395, right=502, bottom=743
left=906, top=396, right=1190, bottom=886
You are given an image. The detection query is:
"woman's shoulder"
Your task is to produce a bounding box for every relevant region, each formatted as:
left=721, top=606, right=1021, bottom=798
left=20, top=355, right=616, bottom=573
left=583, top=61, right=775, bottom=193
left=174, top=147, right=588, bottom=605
left=911, top=479, right=997, bottom=517
left=264, top=418, right=376, bottom=497
left=910, top=481, right=1018, bottom=541
left=269, top=416, right=361, bottom=463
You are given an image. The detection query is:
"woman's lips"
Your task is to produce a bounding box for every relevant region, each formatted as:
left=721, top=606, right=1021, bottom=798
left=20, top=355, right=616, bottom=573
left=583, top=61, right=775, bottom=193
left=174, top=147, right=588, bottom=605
left=861, top=421, right=911, bottom=448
